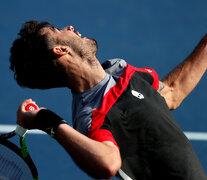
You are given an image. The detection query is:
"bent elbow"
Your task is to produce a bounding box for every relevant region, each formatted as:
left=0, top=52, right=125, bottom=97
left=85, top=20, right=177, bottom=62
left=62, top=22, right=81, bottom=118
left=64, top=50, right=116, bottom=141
left=101, top=161, right=121, bottom=179
left=107, top=161, right=121, bottom=179
left=92, top=159, right=121, bottom=179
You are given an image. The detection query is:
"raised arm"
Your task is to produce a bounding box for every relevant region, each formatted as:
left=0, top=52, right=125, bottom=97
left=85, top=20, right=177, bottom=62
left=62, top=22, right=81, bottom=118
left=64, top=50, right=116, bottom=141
left=17, top=99, right=121, bottom=179
left=159, top=34, right=207, bottom=110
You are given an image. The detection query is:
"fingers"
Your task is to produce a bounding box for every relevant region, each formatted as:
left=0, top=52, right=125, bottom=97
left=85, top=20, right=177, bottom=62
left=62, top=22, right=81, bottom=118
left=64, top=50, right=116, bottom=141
left=16, top=99, right=39, bottom=129
left=19, top=99, right=37, bottom=112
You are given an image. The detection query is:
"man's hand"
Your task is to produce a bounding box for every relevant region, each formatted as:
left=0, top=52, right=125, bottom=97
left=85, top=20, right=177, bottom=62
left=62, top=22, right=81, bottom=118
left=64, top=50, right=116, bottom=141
left=17, top=99, right=68, bottom=137
left=16, top=99, right=41, bottom=129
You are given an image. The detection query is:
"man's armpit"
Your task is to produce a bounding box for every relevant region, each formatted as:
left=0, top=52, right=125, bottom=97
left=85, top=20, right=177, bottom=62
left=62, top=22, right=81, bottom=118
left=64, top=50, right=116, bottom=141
left=157, top=81, right=166, bottom=93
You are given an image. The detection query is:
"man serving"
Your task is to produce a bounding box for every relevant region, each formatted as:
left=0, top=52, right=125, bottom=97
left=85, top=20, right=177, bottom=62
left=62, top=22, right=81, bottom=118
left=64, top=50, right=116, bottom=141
left=11, top=20, right=207, bottom=179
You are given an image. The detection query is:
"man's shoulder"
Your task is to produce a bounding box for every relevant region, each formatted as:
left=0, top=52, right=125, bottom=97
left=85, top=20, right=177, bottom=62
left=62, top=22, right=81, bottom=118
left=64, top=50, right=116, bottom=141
left=101, top=58, right=127, bottom=76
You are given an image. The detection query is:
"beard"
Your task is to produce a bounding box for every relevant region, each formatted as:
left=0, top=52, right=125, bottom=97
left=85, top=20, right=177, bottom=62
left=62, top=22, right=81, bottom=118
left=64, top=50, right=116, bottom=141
left=61, top=37, right=98, bottom=58
left=87, top=38, right=98, bottom=55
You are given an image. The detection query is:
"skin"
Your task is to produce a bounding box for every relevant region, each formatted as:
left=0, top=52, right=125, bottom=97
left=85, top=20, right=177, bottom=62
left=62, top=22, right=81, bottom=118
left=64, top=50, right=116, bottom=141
left=159, top=36, right=207, bottom=110
left=42, top=25, right=107, bottom=93
left=16, top=26, right=207, bottom=178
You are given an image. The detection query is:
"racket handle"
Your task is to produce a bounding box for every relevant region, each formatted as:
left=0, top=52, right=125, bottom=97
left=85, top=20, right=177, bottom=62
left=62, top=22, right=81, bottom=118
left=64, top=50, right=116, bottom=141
left=15, top=125, right=27, bottom=136
left=15, top=103, right=39, bottom=136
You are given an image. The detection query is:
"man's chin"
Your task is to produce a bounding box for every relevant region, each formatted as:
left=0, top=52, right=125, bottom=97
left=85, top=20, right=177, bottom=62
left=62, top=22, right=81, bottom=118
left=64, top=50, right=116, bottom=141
left=88, top=38, right=98, bottom=52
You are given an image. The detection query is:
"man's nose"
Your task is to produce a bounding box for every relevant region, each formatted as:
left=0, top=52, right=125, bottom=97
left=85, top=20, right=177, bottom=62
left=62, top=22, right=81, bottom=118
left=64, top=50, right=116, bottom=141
left=63, top=25, right=74, bottom=31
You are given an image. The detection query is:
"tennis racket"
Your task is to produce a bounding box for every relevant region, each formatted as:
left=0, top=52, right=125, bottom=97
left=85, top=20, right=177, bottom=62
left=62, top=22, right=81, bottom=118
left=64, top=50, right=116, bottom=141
left=0, top=103, right=39, bottom=180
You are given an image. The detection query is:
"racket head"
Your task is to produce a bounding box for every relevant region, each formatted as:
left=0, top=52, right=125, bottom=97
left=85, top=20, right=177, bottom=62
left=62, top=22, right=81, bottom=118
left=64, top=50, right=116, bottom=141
left=0, top=132, right=38, bottom=180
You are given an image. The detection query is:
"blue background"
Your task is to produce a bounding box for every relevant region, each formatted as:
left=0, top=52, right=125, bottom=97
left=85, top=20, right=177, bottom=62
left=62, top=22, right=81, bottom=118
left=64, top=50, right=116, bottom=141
left=0, top=0, right=207, bottom=179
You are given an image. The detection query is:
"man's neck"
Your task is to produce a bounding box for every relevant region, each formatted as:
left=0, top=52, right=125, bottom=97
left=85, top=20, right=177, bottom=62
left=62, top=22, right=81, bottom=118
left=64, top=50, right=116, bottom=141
left=66, top=56, right=106, bottom=93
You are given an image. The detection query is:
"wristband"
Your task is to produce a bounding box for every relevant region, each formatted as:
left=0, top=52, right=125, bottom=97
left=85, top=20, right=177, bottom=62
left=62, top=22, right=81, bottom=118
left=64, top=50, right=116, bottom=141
left=34, top=109, right=67, bottom=138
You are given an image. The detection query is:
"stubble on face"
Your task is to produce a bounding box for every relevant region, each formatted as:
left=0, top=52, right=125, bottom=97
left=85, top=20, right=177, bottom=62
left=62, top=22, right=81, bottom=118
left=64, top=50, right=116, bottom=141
left=43, top=26, right=98, bottom=59
left=62, top=37, right=98, bottom=59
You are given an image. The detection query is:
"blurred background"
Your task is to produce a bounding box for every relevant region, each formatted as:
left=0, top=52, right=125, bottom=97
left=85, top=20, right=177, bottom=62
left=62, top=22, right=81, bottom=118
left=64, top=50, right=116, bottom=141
left=0, top=0, right=207, bottom=179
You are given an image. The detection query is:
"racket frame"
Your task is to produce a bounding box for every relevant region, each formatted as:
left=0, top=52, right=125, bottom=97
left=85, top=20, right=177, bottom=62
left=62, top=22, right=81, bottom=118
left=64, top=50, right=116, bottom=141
left=0, top=126, right=38, bottom=180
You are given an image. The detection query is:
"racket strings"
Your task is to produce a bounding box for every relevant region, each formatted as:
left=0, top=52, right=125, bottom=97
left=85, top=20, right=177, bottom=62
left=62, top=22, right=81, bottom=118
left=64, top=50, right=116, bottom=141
left=0, top=144, right=33, bottom=180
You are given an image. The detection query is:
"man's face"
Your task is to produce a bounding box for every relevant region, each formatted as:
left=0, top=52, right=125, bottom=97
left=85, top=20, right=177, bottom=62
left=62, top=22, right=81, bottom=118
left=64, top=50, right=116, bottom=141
left=42, top=25, right=97, bottom=57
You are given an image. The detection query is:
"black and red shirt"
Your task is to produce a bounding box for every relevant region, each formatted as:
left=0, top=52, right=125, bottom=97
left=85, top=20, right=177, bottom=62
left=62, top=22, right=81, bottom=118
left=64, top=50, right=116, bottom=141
left=72, top=59, right=206, bottom=179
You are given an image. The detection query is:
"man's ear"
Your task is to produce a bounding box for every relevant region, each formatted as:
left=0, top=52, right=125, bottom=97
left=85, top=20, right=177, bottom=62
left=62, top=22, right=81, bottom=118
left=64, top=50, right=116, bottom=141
left=52, top=46, right=70, bottom=56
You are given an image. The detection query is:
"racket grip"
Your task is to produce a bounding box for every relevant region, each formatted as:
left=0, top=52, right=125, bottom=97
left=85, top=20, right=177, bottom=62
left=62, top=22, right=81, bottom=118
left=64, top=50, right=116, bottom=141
left=15, top=125, right=27, bottom=136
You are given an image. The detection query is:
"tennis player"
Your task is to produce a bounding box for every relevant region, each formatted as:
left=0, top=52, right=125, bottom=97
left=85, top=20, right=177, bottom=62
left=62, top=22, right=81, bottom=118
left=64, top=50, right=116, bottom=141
left=10, top=21, right=207, bottom=179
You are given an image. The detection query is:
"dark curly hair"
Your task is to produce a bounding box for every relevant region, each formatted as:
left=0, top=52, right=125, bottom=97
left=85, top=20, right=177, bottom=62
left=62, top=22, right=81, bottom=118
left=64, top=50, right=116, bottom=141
left=10, top=20, right=67, bottom=89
